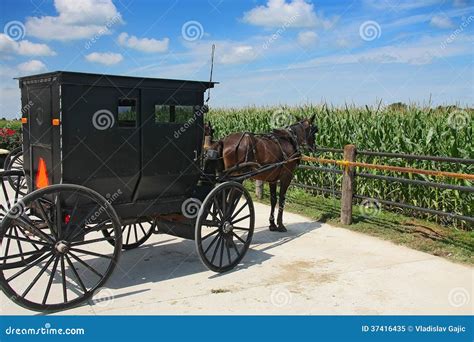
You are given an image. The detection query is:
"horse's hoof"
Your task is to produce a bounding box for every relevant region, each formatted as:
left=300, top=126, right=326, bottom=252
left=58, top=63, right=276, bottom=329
left=269, top=224, right=278, bottom=231
left=276, top=225, right=287, bottom=232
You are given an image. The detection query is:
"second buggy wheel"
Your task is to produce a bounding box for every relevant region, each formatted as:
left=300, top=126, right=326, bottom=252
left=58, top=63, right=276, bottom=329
left=102, top=219, right=155, bottom=250
left=195, top=181, right=255, bottom=273
left=0, top=184, right=122, bottom=312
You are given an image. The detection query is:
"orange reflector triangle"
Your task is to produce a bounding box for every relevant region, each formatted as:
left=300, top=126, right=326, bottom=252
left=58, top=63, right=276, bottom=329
left=36, top=158, right=49, bottom=189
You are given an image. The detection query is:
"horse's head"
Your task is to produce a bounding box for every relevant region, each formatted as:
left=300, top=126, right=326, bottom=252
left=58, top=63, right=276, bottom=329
left=289, top=114, right=318, bottom=152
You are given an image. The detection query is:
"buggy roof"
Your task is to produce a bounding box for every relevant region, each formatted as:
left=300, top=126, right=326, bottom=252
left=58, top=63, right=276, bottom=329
left=16, top=70, right=217, bottom=90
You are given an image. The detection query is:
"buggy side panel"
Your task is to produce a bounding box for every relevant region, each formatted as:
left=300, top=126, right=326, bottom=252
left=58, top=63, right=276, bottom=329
left=20, top=77, right=61, bottom=191
left=60, top=84, right=140, bottom=204
left=135, top=88, right=204, bottom=201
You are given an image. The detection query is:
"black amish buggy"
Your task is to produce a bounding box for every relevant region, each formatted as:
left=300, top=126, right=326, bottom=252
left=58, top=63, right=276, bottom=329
left=0, top=71, right=256, bottom=312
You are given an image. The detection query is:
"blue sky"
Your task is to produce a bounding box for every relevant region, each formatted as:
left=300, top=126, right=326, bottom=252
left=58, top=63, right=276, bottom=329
left=0, top=0, right=473, bottom=117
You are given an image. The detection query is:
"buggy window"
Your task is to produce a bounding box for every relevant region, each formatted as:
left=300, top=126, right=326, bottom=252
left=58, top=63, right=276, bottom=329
left=118, top=99, right=137, bottom=127
left=155, top=105, right=195, bottom=124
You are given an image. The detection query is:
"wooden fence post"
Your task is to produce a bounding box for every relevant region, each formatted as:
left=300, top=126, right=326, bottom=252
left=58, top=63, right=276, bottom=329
left=340, top=144, right=356, bottom=225
left=255, top=180, right=264, bottom=200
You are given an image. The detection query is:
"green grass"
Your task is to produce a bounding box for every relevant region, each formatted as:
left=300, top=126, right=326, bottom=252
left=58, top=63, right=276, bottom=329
left=0, top=120, right=21, bottom=130
left=244, top=180, right=474, bottom=265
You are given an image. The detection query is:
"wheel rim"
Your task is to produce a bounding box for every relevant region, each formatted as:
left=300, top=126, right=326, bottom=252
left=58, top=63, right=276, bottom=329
left=5, top=152, right=27, bottom=196
left=196, top=182, right=254, bottom=273
left=0, top=184, right=121, bottom=312
left=103, top=219, right=154, bottom=250
left=0, top=170, right=42, bottom=269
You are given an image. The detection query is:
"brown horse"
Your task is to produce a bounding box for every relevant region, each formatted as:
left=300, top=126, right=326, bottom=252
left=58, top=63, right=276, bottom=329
left=206, top=116, right=318, bottom=232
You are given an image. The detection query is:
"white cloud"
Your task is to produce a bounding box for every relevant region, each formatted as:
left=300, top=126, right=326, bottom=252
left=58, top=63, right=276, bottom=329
left=0, top=34, right=56, bottom=56
left=364, top=0, right=442, bottom=11
left=25, top=0, right=122, bottom=41
left=17, top=60, right=47, bottom=73
left=242, top=0, right=336, bottom=29
left=118, top=32, right=169, bottom=53
left=290, top=34, right=472, bottom=68
left=220, top=45, right=257, bottom=65
left=430, top=15, right=454, bottom=29
left=297, top=30, right=318, bottom=47
left=85, top=52, right=123, bottom=65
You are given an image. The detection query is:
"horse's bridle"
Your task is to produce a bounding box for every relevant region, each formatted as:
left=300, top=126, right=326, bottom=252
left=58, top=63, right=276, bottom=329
left=287, top=120, right=317, bottom=153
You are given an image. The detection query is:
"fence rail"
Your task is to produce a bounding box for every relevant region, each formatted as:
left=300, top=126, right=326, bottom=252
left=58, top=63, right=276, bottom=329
left=285, top=145, right=473, bottom=226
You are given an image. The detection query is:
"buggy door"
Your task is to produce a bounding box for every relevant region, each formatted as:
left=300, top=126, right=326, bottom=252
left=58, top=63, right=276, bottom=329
left=60, top=85, right=141, bottom=203
left=21, top=79, right=60, bottom=190
left=136, top=88, right=204, bottom=200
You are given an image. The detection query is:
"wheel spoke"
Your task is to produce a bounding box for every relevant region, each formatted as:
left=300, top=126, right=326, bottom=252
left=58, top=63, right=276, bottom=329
left=70, top=236, right=114, bottom=246
left=226, top=240, right=232, bottom=265
left=14, top=216, right=54, bottom=244
left=126, top=224, right=132, bottom=245
left=210, top=236, right=222, bottom=265
left=133, top=224, right=138, bottom=242
left=230, top=202, right=248, bottom=222
left=3, top=232, right=50, bottom=246
left=69, top=247, right=113, bottom=259
left=213, top=197, right=223, bottom=220
left=202, top=228, right=219, bottom=240
left=61, top=255, right=67, bottom=302
left=6, top=252, right=53, bottom=282
left=203, top=233, right=220, bottom=255
left=42, top=256, right=59, bottom=305
left=138, top=222, right=147, bottom=236
left=21, top=254, right=56, bottom=298
left=0, top=249, right=48, bottom=262
left=232, top=232, right=246, bottom=244
left=68, top=251, right=104, bottom=278
left=231, top=214, right=251, bottom=225
left=219, top=236, right=224, bottom=268
left=232, top=226, right=250, bottom=231
left=226, top=188, right=242, bottom=219
left=34, top=199, right=55, bottom=238
left=2, top=226, right=13, bottom=266
left=65, top=254, right=87, bottom=293
left=231, top=239, right=241, bottom=258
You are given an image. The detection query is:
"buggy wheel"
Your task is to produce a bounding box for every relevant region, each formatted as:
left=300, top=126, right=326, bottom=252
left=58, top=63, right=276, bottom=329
left=0, top=170, right=45, bottom=270
left=0, top=184, right=122, bottom=312
left=195, top=181, right=254, bottom=273
left=102, top=219, right=155, bottom=250
left=5, top=152, right=27, bottom=196
left=3, top=147, right=22, bottom=171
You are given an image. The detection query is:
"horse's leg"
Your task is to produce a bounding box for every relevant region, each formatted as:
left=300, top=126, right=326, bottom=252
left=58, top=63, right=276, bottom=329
left=269, top=182, right=278, bottom=231
left=276, top=175, right=291, bottom=232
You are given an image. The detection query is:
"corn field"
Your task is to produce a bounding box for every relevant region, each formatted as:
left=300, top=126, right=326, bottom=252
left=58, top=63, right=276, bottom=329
left=207, top=104, right=473, bottom=226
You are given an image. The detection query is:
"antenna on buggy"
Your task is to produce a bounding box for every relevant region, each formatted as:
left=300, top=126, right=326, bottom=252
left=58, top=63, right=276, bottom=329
left=205, top=44, right=215, bottom=105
